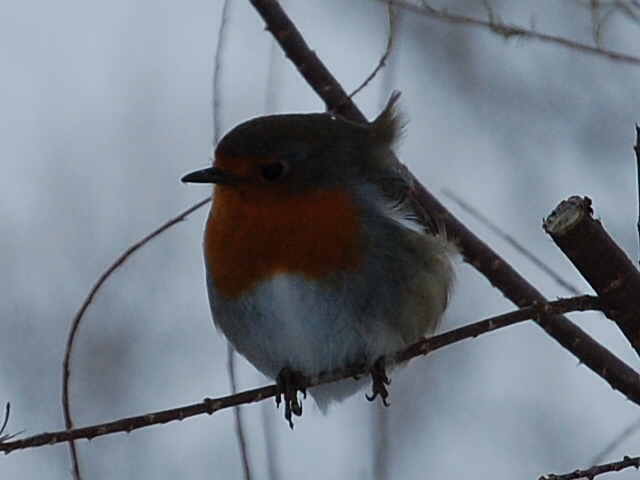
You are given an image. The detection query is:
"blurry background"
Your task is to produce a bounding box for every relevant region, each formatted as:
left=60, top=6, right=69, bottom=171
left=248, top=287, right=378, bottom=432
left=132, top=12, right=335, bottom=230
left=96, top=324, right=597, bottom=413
left=2, top=0, right=640, bottom=478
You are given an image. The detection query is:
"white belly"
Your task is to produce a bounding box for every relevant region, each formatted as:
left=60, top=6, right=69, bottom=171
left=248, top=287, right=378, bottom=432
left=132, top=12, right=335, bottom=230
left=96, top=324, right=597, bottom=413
left=214, top=273, right=404, bottom=376
left=211, top=272, right=406, bottom=409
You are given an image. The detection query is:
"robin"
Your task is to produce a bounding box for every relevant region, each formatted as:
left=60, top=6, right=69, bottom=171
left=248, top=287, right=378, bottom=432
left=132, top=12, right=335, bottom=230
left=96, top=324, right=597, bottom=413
left=182, top=94, right=454, bottom=425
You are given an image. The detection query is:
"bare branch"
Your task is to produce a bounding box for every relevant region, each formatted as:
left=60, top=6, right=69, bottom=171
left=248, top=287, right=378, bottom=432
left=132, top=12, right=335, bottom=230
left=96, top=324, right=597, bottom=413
left=261, top=399, right=282, bottom=480
left=544, top=196, right=640, bottom=355
left=5, top=385, right=276, bottom=455
left=213, top=2, right=253, bottom=476
left=388, top=0, right=640, bottom=65
left=349, top=0, right=397, bottom=99
left=246, top=0, right=640, bottom=419
left=0, top=403, right=19, bottom=443
left=372, top=401, right=389, bottom=480
left=1, top=297, right=600, bottom=454
left=541, top=454, right=640, bottom=480
left=443, top=189, right=582, bottom=296
left=592, top=417, right=640, bottom=464
left=634, top=123, right=640, bottom=266
left=213, top=0, right=232, bottom=145
left=394, top=296, right=602, bottom=363
left=227, top=346, right=253, bottom=480
left=247, top=0, right=367, bottom=120
left=0, top=403, right=9, bottom=438
left=264, top=38, right=282, bottom=113
left=580, top=0, right=640, bottom=47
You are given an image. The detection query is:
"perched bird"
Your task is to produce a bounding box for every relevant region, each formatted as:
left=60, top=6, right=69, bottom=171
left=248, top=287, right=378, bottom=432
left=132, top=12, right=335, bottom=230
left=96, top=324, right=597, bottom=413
left=182, top=94, right=454, bottom=424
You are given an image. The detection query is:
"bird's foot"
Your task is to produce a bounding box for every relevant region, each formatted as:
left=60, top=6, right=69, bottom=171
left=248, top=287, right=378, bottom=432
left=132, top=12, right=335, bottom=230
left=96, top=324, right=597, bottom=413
left=365, top=357, right=390, bottom=406
left=275, top=367, right=307, bottom=428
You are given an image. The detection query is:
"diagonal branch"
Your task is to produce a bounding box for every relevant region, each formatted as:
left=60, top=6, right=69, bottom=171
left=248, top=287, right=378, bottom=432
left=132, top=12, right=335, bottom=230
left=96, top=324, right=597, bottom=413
left=248, top=0, right=366, bottom=121
left=0, top=297, right=600, bottom=454
left=246, top=0, right=640, bottom=410
left=443, top=189, right=582, bottom=296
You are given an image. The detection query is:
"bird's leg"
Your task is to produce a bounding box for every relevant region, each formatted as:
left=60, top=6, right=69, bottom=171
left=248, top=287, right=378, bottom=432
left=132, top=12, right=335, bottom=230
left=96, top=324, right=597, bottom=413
left=275, top=367, right=307, bottom=428
left=366, top=357, right=390, bottom=406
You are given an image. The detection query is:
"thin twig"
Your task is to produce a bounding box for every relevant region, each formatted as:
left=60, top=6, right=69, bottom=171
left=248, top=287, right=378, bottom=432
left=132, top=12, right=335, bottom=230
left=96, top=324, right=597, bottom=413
left=0, top=403, right=21, bottom=443
left=388, top=0, right=640, bottom=65
left=264, top=37, right=281, bottom=113
left=0, top=403, right=9, bottom=438
left=1, top=297, right=600, bottom=454
left=590, top=0, right=604, bottom=48
left=634, top=124, right=640, bottom=266
left=61, top=197, right=210, bottom=478
left=349, top=0, right=396, bottom=99
left=379, top=3, right=400, bottom=105
left=443, top=189, right=582, bottom=296
left=213, top=0, right=232, bottom=145
left=228, top=346, right=253, bottom=480
left=261, top=398, right=282, bottom=480
left=372, top=401, right=389, bottom=480
left=261, top=11, right=282, bottom=479
left=0, top=403, right=11, bottom=442
left=591, top=417, right=640, bottom=464
left=249, top=0, right=367, bottom=121
left=213, top=1, right=253, bottom=475
left=541, top=454, right=640, bottom=480
left=394, top=296, right=601, bottom=363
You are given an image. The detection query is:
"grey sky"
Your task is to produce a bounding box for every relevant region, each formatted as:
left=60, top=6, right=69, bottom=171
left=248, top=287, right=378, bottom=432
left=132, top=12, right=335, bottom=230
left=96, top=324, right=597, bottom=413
left=2, top=1, right=640, bottom=479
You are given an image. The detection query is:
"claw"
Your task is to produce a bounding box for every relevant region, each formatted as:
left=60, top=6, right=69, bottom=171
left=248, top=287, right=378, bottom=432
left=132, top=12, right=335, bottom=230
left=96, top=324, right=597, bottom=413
left=275, top=368, right=307, bottom=428
left=365, top=357, right=390, bottom=406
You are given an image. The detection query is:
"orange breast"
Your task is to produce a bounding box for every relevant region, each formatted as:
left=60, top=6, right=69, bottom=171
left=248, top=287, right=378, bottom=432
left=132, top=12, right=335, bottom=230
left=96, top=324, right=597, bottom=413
left=205, top=183, right=366, bottom=299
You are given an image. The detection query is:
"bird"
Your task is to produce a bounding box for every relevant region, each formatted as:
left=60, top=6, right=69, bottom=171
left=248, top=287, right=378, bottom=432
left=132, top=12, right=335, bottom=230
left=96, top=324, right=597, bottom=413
left=182, top=94, right=454, bottom=425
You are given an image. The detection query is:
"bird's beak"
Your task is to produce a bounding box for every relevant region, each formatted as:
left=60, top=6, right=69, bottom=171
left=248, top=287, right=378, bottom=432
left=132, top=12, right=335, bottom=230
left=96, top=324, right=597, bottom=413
left=181, top=166, right=235, bottom=185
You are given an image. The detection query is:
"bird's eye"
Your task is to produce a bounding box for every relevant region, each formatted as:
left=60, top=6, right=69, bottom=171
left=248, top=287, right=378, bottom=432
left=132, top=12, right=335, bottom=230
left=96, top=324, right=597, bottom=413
left=259, top=162, right=286, bottom=182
